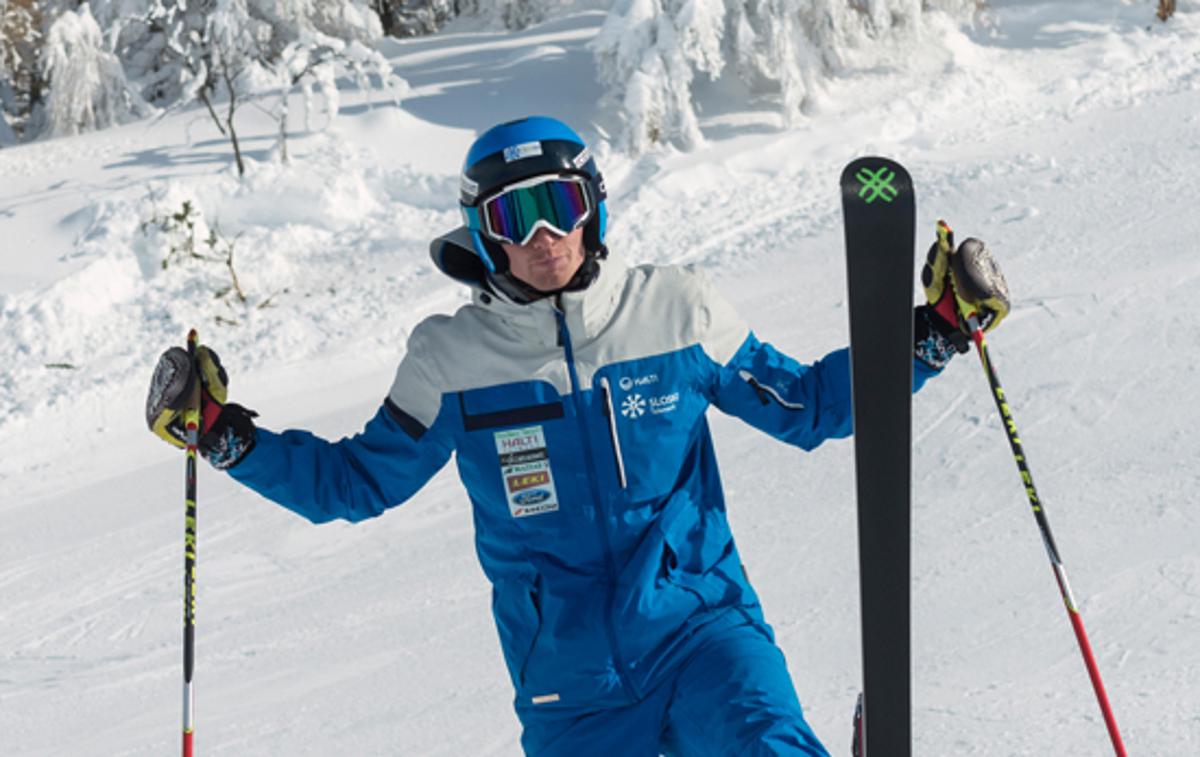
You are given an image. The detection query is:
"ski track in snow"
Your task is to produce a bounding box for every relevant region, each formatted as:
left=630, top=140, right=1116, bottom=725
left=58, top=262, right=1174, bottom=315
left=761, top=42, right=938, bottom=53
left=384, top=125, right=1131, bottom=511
left=2, top=2, right=1200, bottom=754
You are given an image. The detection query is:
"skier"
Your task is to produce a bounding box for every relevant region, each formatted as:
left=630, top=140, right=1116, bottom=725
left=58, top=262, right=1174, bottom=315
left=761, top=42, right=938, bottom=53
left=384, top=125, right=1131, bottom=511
left=146, top=116, right=1008, bottom=755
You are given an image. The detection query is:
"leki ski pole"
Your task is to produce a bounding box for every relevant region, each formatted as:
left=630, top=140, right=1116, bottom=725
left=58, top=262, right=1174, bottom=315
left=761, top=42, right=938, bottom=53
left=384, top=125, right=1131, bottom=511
left=937, top=221, right=1127, bottom=756
left=183, top=329, right=200, bottom=757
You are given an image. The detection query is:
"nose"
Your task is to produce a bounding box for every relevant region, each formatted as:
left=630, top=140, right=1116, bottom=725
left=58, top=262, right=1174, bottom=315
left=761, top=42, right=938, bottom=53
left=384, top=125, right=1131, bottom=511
left=527, top=226, right=562, bottom=250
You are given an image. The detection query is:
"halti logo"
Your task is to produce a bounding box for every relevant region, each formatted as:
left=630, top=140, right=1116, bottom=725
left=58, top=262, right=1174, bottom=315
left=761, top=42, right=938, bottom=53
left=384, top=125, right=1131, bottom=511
left=621, top=394, right=646, bottom=419
left=618, top=373, right=658, bottom=392
left=498, top=432, right=541, bottom=451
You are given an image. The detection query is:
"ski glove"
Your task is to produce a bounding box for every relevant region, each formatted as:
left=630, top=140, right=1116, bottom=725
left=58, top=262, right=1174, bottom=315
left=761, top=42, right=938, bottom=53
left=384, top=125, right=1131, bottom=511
left=146, top=344, right=257, bottom=469
left=915, top=227, right=1011, bottom=370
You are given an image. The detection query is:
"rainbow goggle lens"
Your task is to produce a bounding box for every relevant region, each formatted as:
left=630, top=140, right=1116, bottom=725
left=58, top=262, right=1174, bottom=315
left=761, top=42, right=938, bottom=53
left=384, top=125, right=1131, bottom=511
left=478, top=174, right=593, bottom=246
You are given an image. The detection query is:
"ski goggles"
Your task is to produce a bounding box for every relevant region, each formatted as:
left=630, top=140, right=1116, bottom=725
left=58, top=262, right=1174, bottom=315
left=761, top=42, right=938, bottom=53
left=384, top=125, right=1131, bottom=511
left=477, top=174, right=593, bottom=246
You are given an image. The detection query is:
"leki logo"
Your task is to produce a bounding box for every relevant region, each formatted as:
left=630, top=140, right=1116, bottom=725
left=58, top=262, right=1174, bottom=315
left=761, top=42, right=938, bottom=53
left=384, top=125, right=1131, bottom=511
left=621, top=394, right=646, bottom=419
left=855, top=166, right=898, bottom=204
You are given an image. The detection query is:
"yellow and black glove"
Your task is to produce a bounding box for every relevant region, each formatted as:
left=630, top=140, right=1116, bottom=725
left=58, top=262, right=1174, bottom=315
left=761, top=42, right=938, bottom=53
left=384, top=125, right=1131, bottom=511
left=146, top=344, right=256, bottom=469
left=915, top=221, right=1011, bottom=369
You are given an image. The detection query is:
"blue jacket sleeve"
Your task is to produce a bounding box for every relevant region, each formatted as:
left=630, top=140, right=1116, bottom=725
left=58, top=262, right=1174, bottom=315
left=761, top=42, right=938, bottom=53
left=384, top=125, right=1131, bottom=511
left=228, top=403, right=454, bottom=524
left=710, top=333, right=940, bottom=450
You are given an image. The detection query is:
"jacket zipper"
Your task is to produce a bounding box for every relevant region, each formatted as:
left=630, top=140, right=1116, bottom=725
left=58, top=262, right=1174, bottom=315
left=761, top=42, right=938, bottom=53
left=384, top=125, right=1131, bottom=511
left=597, top=377, right=629, bottom=489
left=553, top=307, right=640, bottom=702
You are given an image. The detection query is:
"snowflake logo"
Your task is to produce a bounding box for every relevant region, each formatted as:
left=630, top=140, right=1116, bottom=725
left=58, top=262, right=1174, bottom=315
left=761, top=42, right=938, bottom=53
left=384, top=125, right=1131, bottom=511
left=621, top=393, right=646, bottom=419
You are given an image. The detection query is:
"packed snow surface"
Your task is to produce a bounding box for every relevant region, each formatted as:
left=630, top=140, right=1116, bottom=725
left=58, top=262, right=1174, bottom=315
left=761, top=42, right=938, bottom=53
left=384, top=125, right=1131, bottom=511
left=2, top=2, right=1199, bottom=754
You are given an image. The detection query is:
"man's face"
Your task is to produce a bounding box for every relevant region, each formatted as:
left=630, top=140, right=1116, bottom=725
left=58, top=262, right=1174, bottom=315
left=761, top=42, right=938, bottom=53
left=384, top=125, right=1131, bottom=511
left=501, top=226, right=586, bottom=293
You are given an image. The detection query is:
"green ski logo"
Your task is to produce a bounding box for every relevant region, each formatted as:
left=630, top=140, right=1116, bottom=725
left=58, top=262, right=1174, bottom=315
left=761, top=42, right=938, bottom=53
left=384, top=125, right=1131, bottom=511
left=855, top=166, right=898, bottom=204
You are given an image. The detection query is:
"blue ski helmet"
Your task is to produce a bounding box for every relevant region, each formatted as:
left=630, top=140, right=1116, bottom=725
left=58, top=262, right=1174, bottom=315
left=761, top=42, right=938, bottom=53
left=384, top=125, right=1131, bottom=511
left=459, top=116, right=608, bottom=275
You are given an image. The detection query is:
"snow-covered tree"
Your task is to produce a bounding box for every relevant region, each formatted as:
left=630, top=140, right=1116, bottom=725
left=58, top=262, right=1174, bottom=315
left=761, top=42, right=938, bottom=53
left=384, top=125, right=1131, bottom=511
left=593, top=0, right=979, bottom=154
left=38, top=2, right=151, bottom=137
left=375, top=0, right=577, bottom=37
left=173, top=0, right=401, bottom=174
left=592, top=0, right=724, bottom=154
left=1, top=0, right=44, bottom=139
left=264, top=26, right=403, bottom=162
left=92, top=0, right=217, bottom=108
left=489, top=0, right=575, bottom=29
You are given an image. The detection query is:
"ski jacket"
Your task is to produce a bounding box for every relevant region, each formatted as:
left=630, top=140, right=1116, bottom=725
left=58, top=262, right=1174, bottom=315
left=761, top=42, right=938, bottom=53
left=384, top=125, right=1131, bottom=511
left=229, top=248, right=939, bottom=713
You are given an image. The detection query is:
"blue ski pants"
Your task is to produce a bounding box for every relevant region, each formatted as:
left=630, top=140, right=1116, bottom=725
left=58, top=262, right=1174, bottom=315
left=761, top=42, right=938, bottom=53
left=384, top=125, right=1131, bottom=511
left=518, top=613, right=830, bottom=756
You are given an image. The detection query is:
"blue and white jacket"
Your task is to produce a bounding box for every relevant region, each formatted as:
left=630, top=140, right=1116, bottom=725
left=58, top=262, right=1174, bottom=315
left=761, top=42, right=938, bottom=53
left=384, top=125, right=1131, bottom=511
left=229, top=249, right=940, bottom=713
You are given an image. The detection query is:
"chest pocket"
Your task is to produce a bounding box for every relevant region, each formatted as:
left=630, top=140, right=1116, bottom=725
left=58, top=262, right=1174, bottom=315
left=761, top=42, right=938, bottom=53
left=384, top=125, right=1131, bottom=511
left=455, top=380, right=579, bottom=528
left=459, top=381, right=565, bottom=431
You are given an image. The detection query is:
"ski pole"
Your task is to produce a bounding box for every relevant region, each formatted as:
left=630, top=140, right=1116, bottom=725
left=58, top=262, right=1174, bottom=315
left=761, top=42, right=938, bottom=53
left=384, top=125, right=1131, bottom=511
left=182, top=329, right=200, bottom=757
left=937, top=222, right=1127, bottom=756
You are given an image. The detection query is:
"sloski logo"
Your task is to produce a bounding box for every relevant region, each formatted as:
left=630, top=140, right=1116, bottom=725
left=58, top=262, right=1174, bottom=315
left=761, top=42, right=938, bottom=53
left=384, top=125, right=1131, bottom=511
left=621, top=394, right=646, bottom=419
left=648, top=392, right=679, bottom=415
left=620, top=391, right=679, bottom=419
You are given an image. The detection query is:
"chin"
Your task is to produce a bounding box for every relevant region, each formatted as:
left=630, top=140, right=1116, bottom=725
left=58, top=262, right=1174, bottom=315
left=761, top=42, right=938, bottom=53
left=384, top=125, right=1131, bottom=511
left=536, top=276, right=573, bottom=292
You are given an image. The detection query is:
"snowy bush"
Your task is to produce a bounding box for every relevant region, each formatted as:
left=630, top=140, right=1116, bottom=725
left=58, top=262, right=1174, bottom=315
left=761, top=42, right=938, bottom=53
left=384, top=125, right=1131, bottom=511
left=593, top=0, right=979, bottom=154
left=38, top=3, right=151, bottom=137
left=139, top=194, right=253, bottom=311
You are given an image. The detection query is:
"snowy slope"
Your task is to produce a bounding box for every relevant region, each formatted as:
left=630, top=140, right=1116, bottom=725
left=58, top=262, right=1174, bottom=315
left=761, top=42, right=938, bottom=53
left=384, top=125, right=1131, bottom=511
left=2, top=2, right=1199, bottom=755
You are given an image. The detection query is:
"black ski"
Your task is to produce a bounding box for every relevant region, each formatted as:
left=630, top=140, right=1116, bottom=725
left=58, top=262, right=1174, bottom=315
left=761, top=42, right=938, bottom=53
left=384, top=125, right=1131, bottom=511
left=840, top=157, right=916, bottom=757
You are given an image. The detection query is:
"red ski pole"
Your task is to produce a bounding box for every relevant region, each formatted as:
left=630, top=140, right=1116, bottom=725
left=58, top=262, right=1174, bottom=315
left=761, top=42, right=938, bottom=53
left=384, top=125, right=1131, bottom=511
left=938, top=221, right=1127, bottom=756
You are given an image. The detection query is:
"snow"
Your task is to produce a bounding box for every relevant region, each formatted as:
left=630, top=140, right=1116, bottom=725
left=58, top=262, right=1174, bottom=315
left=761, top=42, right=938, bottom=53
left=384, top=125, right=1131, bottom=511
left=2, top=2, right=1199, bottom=754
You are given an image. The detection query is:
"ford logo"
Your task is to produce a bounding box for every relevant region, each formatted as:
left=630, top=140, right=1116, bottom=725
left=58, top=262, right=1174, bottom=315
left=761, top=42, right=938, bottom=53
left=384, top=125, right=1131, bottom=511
left=513, top=489, right=552, bottom=506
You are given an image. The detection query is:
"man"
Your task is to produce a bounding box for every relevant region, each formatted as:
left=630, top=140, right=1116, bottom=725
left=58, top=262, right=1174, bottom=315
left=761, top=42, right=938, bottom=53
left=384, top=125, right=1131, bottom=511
left=147, top=116, right=1008, bottom=755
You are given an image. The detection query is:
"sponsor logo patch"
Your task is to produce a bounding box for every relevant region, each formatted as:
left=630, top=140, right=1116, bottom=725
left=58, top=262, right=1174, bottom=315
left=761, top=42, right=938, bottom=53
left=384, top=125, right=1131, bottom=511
left=495, top=426, right=559, bottom=518
left=460, top=174, right=479, bottom=200
left=572, top=146, right=592, bottom=169
left=503, top=141, right=543, bottom=163
left=514, top=489, right=553, bottom=506
left=506, top=470, right=550, bottom=493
